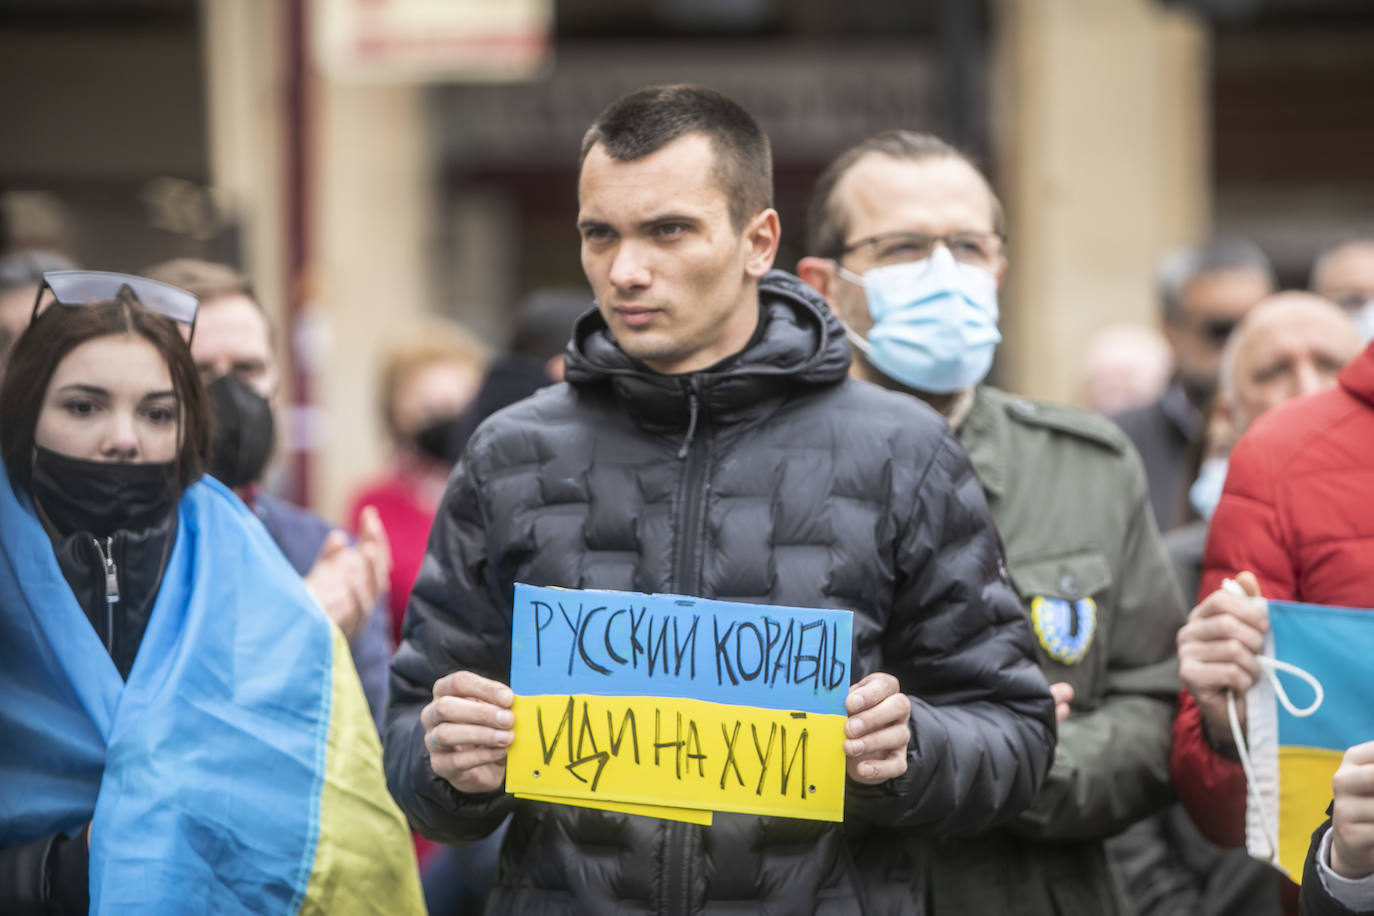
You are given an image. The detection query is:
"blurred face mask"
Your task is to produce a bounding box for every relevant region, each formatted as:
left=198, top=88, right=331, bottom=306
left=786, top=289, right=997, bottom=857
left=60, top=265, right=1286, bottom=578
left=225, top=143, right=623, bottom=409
left=206, top=374, right=275, bottom=490
left=411, top=414, right=463, bottom=466
left=1353, top=300, right=1374, bottom=343
left=1189, top=456, right=1228, bottom=522
left=836, top=246, right=1002, bottom=394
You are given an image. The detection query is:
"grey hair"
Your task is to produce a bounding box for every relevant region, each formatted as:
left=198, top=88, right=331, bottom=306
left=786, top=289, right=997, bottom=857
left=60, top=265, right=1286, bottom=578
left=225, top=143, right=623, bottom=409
left=1156, top=238, right=1274, bottom=323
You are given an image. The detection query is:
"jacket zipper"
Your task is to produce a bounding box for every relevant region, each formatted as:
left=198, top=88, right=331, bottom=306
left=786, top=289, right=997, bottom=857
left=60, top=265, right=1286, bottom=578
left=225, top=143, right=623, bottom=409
left=94, top=536, right=119, bottom=657
left=664, top=377, right=707, bottom=915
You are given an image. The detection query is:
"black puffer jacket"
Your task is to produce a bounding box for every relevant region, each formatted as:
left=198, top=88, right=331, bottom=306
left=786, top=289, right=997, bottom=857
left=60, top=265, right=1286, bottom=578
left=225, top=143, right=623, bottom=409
left=385, top=270, right=1056, bottom=915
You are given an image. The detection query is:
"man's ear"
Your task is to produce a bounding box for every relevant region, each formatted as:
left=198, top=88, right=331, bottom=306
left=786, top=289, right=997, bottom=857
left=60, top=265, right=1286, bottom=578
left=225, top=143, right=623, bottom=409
left=744, top=208, right=781, bottom=279
left=797, top=256, right=836, bottom=301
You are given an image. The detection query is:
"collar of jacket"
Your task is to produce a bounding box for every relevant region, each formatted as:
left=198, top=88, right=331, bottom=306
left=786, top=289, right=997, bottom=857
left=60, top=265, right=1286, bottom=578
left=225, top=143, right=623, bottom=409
left=562, top=269, right=852, bottom=434
left=954, top=385, right=1010, bottom=501
left=49, top=510, right=177, bottom=680
left=1339, top=340, right=1374, bottom=409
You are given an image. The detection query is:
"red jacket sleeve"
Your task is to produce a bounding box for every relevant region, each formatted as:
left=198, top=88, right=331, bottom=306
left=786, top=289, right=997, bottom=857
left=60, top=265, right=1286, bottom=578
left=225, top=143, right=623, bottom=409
left=1172, top=422, right=1299, bottom=847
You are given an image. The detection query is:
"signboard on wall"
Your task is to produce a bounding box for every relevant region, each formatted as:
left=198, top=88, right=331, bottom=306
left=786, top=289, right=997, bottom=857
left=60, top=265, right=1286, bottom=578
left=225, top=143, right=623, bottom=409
left=431, top=42, right=975, bottom=166
left=312, top=0, right=552, bottom=83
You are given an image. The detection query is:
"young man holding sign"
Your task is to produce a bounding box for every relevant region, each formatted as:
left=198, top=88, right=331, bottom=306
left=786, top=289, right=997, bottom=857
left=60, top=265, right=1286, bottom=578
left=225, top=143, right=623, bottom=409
left=385, top=84, right=1056, bottom=914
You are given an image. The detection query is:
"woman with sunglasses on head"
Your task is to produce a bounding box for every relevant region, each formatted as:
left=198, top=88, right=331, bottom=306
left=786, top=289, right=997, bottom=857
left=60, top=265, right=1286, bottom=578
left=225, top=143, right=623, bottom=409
left=0, top=279, right=423, bottom=914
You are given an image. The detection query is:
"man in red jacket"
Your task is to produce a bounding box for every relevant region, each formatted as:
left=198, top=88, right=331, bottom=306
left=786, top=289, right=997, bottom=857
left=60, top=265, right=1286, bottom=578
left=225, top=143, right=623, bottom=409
left=1171, top=292, right=1373, bottom=913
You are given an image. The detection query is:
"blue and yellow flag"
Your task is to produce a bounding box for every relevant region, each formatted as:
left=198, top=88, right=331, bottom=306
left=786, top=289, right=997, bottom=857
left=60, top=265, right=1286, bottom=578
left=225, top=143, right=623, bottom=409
left=0, top=468, right=423, bottom=914
left=1242, top=599, right=1374, bottom=878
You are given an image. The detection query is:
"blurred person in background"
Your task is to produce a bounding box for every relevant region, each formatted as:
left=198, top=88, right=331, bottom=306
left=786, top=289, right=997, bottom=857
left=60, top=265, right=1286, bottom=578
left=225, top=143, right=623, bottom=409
left=1112, top=292, right=1360, bottom=916
left=0, top=278, right=421, bottom=914
left=144, top=258, right=392, bottom=725
left=0, top=249, right=76, bottom=373
left=1113, top=239, right=1274, bottom=531
left=1311, top=238, right=1374, bottom=341
left=1081, top=323, right=1174, bottom=416
left=1171, top=293, right=1373, bottom=914
left=798, top=128, right=1184, bottom=916
left=447, top=287, right=590, bottom=459
left=346, top=322, right=487, bottom=648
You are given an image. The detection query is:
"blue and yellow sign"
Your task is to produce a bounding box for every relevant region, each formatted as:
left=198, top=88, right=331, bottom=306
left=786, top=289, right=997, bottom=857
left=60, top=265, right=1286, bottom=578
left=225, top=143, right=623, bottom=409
left=507, top=585, right=854, bottom=824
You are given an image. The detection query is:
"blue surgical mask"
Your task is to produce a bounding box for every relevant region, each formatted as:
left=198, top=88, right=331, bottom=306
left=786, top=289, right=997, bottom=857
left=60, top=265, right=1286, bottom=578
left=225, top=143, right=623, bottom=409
left=837, top=246, right=1001, bottom=394
left=1355, top=300, right=1374, bottom=343
left=1189, top=457, right=1229, bottom=522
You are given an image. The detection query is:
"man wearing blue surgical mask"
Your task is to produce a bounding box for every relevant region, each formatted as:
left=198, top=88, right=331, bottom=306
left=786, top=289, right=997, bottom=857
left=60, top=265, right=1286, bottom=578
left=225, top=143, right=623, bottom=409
left=800, top=130, right=1186, bottom=915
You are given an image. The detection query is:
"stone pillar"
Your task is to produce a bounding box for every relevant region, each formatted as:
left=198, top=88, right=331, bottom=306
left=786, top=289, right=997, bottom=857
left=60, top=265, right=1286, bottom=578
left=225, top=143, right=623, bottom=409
left=992, top=0, right=1210, bottom=405
left=203, top=0, right=433, bottom=522
left=312, top=82, right=434, bottom=521
left=202, top=0, right=288, bottom=350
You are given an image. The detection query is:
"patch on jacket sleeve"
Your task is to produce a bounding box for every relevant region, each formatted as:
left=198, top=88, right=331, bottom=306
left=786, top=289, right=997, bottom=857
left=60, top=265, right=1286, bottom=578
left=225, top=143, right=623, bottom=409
left=1030, top=596, right=1098, bottom=664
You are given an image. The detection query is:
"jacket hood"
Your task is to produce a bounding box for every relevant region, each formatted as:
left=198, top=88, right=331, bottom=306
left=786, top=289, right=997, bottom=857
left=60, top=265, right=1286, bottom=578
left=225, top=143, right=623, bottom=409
left=562, top=270, right=851, bottom=433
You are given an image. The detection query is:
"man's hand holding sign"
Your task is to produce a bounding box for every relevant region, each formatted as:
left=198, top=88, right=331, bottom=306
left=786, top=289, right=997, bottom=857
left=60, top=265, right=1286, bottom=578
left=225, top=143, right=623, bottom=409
left=844, top=672, right=911, bottom=784
left=422, top=585, right=912, bottom=817
left=421, top=671, right=515, bottom=795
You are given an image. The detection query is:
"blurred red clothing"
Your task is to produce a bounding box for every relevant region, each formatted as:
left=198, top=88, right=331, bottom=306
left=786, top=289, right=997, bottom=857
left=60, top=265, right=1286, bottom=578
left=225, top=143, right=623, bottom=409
left=1172, top=343, right=1374, bottom=910
left=348, top=471, right=437, bottom=648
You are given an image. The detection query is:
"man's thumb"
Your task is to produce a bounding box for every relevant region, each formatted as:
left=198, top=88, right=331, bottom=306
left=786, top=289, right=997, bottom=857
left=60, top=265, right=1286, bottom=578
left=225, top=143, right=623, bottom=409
left=1236, top=570, right=1262, bottom=598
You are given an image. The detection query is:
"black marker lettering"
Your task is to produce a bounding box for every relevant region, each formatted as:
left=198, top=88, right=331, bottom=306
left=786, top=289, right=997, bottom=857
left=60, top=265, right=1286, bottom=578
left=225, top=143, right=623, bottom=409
left=719, top=721, right=744, bottom=789
left=605, top=608, right=629, bottom=665
left=531, top=600, right=554, bottom=667
left=576, top=606, right=611, bottom=675
left=736, top=621, right=764, bottom=682
left=538, top=696, right=576, bottom=765
left=779, top=727, right=808, bottom=799
left=714, top=617, right=738, bottom=686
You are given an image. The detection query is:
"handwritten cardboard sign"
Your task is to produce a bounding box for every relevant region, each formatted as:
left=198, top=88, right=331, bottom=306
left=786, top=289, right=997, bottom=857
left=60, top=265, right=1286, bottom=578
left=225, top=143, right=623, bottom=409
left=506, top=584, right=853, bottom=824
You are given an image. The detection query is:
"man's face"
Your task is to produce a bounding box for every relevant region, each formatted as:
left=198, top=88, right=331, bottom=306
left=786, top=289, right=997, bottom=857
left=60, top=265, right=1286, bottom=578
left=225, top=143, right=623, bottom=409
left=392, top=360, right=482, bottom=442
left=798, top=153, right=1005, bottom=380
left=1313, top=241, right=1374, bottom=315
left=1227, top=293, right=1363, bottom=434
left=577, top=132, right=778, bottom=375
left=190, top=294, right=278, bottom=400
left=1166, top=266, right=1272, bottom=404
left=0, top=283, right=37, bottom=374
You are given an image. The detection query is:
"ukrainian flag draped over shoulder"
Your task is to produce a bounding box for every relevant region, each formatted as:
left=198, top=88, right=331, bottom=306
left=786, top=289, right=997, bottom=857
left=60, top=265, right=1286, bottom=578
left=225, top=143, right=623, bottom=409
left=0, top=466, right=423, bottom=914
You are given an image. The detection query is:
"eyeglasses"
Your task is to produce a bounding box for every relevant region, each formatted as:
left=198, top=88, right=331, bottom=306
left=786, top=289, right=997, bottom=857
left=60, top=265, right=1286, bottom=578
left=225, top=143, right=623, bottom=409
left=31, top=270, right=200, bottom=343
left=838, top=230, right=1005, bottom=269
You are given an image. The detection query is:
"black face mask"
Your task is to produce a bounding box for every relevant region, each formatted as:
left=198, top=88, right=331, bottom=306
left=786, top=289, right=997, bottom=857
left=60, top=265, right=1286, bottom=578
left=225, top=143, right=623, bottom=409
left=206, top=374, right=276, bottom=489
left=411, top=414, right=463, bottom=466
left=30, top=447, right=178, bottom=538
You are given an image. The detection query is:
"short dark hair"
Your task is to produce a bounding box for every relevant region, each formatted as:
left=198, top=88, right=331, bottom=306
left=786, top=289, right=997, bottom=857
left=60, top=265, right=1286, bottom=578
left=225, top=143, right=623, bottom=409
left=1, top=295, right=210, bottom=493
left=805, top=130, right=1005, bottom=260
left=580, top=84, right=773, bottom=231
left=1156, top=238, right=1275, bottom=323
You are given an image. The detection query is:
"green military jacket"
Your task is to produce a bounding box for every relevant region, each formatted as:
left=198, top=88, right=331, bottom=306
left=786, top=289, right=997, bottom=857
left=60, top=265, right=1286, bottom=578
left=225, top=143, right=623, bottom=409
left=920, top=385, right=1186, bottom=916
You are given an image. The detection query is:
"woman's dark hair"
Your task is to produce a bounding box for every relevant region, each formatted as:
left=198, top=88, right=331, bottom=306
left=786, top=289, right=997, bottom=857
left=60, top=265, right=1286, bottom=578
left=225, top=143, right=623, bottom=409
left=0, top=295, right=210, bottom=492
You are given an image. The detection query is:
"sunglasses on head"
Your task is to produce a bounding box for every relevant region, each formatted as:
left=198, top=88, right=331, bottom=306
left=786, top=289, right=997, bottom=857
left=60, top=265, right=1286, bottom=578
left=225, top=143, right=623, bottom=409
left=31, top=270, right=200, bottom=344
